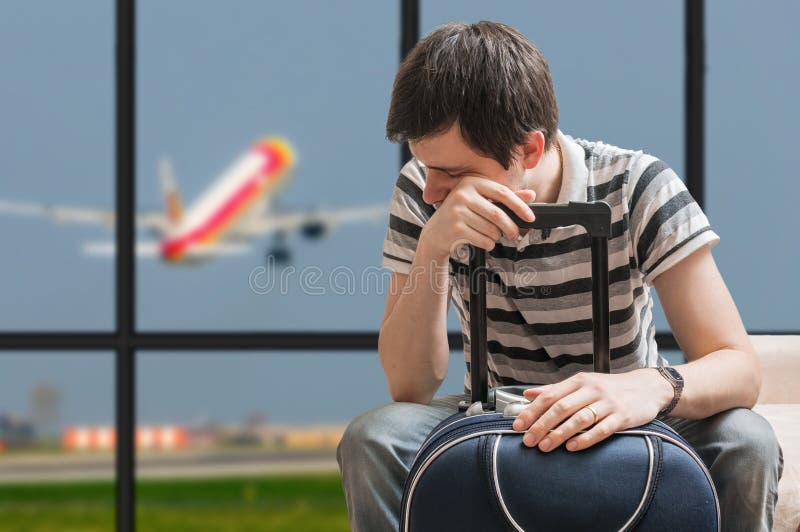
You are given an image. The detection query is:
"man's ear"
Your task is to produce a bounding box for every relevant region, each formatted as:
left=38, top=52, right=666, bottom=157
left=519, top=131, right=546, bottom=170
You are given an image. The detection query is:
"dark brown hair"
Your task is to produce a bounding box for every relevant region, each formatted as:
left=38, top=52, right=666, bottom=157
left=386, top=21, right=559, bottom=169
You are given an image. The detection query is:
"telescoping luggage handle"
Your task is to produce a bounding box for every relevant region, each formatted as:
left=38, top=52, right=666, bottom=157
left=466, top=201, right=612, bottom=409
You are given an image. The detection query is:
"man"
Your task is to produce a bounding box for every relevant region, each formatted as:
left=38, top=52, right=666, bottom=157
left=337, top=21, right=782, bottom=531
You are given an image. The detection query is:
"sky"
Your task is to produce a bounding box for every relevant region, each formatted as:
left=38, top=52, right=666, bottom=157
left=0, top=0, right=797, bottom=428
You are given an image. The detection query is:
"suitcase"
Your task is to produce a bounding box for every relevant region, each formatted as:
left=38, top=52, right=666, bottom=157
left=399, top=201, right=720, bottom=531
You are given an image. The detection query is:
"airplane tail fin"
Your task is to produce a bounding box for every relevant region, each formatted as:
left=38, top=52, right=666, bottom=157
left=260, top=137, right=296, bottom=171
left=159, top=157, right=183, bottom=226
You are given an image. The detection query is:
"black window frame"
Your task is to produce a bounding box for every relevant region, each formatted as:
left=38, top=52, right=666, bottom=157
left=0, top=2, right=794, bottom=530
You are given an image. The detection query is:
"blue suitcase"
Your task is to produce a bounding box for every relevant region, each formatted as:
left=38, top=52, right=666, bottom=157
left=400, top=201, right=720, bottom=531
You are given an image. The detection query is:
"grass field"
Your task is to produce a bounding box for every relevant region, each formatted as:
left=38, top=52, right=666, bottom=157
left=0, top=473, right=350, bottom=532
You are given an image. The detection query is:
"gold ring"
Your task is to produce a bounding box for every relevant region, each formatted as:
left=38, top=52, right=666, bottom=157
left=583, top=405, right=599, bottom=425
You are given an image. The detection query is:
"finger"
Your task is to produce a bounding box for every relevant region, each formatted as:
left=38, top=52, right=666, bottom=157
left=537, top=402, right=606, bottom=452
left=522, top=386, right=548, bottom=399
left=521, top=387, right=598, bottom=448
left=515, top=189, right=537, bottom=204
left=472, top=180, right=536, bottom=222
left=565, top=414, right=621, bottom=452
left=449, top=224, right=497, bottom=253
left=513, top=374, right=589, bottom=432
left=461, top=209, right=503, bottom=242
left=468, top=196, right=522, bottom=240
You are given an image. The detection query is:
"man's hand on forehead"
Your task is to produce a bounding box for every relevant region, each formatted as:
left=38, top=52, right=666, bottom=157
left=416, top=176, right=536, bottom=259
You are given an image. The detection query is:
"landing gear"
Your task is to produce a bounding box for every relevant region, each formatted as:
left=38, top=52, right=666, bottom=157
left=267, top=246, right=291, bottom=264
left=267, top=231, right=291, bottom=265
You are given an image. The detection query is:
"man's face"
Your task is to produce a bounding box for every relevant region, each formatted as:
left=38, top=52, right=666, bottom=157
left=408, top=123, right=526, bottom=208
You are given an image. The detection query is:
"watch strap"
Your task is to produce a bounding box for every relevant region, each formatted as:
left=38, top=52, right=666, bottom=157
left=657, top=366, right=683, bottom=416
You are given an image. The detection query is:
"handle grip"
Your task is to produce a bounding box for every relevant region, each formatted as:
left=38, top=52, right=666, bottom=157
left=497, top=201, right=612, bottom=237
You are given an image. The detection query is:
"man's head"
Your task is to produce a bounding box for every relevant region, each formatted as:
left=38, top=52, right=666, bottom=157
left=386, top=21, right=559, bottom=172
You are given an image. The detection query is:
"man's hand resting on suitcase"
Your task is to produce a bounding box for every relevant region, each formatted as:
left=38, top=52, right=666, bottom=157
left=511, top=369, right=674, bottom=452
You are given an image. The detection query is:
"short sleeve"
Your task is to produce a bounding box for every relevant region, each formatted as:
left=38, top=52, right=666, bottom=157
left=381, top=159, right=434, bottom=274
left=627, top=155, right=720, bottom=284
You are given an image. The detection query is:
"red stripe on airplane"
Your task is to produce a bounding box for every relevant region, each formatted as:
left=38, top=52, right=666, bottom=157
left=161, top=145, right=287, bottom=260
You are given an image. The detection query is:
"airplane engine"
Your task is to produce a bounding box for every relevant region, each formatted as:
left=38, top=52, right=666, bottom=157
left=300, top=219, right=330, bottom=240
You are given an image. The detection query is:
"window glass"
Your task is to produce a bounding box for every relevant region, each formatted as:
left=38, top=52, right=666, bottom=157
left=0, top=2, right=114, bottom=330
left=136, top=1, right=399, bottom=331
left=0, top=352, right=115, bottom=530
left=706, top=0, right=800, bottom=331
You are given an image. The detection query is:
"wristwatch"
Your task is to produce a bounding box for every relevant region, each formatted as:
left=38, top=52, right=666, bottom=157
left=656, top=366, right=684, bottom=416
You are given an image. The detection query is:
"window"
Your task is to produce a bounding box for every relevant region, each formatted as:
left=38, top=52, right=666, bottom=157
left=0, top=352, right=115, bottom=530
left=0, top=1, right=114, bottom=330
left=705, top=0, right=799, bottom=331
left=136, top=0, right=399, bottom=332
left=2, top=3, right=793, bottom=531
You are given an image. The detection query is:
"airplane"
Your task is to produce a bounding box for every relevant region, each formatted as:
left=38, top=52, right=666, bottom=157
left=0, top=138, right=388, bottom=265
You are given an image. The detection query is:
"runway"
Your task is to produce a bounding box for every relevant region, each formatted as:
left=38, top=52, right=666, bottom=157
left=0, top=449, right=339, bottom=483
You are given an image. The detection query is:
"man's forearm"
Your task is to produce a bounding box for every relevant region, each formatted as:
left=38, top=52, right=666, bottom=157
left=378, top=243, right=452, bottom=404
left=664, top=347, right=761, bottom=419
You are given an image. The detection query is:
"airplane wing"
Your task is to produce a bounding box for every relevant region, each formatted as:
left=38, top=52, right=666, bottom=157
left=231, top=204, right=388, bottom=236
left=82, top=240, right=252, bottom=258
left=0, top=199, right=169, bottom=234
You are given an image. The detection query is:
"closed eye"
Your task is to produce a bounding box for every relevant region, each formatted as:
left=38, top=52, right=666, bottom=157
left=418, top=161, right=472, bottom=179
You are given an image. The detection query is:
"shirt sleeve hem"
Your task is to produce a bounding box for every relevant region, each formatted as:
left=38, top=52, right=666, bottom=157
left=381, top=255, right=413, bottom=275
left=643, top=229, right=720, bottom=285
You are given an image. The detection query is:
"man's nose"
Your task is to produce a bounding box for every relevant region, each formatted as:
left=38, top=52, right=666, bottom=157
left=422, top=173, right=452, bottom=206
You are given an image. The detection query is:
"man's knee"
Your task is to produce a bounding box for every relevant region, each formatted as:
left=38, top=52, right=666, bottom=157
left=337, top=405, right=387, bottom=466
left=707, top=408, right=783, bottom=481
left=337, top=401, right=428, bottom=470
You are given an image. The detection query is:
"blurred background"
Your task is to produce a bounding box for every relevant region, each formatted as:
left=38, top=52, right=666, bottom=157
left=0, top=1, right=797, bottom=531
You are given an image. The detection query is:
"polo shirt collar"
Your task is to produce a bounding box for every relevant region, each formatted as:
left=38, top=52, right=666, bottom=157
left=555, top=130, right=589, bottom=204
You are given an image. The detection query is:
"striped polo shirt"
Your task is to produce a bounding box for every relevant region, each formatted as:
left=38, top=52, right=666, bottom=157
left=382, top=130, right=720, bottom=393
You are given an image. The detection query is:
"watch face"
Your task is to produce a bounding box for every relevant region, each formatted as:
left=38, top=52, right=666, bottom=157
left=664, top=366, right=684, bottom=383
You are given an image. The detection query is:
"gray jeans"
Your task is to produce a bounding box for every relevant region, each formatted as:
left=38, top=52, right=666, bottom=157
left=337, top=394, right=784, bottom=532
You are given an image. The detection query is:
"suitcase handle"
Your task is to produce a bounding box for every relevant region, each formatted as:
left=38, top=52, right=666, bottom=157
left=467, top=201, right=612, bottom=409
